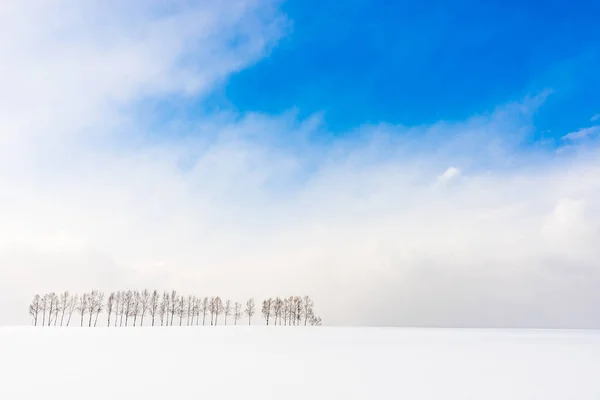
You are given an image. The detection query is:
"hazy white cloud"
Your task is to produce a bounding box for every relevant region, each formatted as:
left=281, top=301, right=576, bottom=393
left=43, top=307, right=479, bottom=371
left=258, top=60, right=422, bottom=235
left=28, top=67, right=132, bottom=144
left=591, top=114, right=600, bottom=122
left=562, top=126, right=600, bottom=141
left=437, top=167, right=461, bottom=183
left=1, top=1, right=600, bottom=328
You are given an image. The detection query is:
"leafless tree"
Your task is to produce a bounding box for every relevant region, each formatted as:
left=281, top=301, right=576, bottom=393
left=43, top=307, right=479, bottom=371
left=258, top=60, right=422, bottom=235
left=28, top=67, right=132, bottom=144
left=86, top=291, right=95, bottom=327
left=131, top=291, right=141, bottom=327
left=233, top=302, right=242, bottom=326
left=273, top=297, right=283, bottom=326
left=76, top=294, right=88, bottom=327
left=40, top=294, right=49, bottom=326
left=47, top=292, right=58, bottom=326
left=93, top=291, right=104, bottom=327
left=214, top=297, right=223, bottom=325
left=283, top=298, right=290, bottom=326
left=29, top=294, right=41, bottom=326
left=59, top=291, right=70, bottom=326
left=66, top=293, right=77, bottom=326
left=295, top=296, right=303, bottom=326
left=159, top=291, right=169, bottom=326
left=177, top=295, right=186, bottom=326
left=244, top=298, right=255, bottom=326
left=309, top=314, right=322, bottom=326
left=106, top=292, right=115, bottom=327
left=169, top=290, right=178, bottom=326
left=302, top=296, right=314, bottom=326
left=201, top=297, right=209, bottom=326
left=186, top=295, right=193, bottom=326
left=209, top=297, right=216, bottom=325
left=123, top=290, right=133, bottom=326
left=288, top=296, right=297, bottom=326
left=113, top=291, right=121, bottom=327
left=224, top=300, right=232, bottom=325
left=192, top=297, right=200, bottom=325
left=49, top=293, right=60, bottom=326
left=139, top=289, right=150, bottom=326
left=149, top=290, right=160, bottom=326
left=119, top=291, right=127, bottom=327
left=262, top=298, right=273, bottom=326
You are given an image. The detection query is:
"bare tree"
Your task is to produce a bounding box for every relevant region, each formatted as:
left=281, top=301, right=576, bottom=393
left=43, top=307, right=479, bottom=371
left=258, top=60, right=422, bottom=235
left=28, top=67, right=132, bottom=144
left=186, top=295, right=193, bottom=326
left=244, top=298, right=255, bottom=326
left=87, top=290, right=99, bottom=327
left=177, top=295, right=186, bottom=326
left=76, top=294, right=88, bottom=327
left=302, top=296, right=314, bottom=326
left=224, top=300, right=232, bottom=325
left=295, top=296, right=303, bottom=326
left=113, top=291, right=121, bottom=327
left=201, top=297, right=209, bottom=326
left=47, top=292, right=58, bottom=326
left=119, top=291, right=127, bottom=327
left=106, top=292, right=115, bottom=327
left=309, top=314, right=322, bottom=326
left=169, top=290, right=178, bottom=326
left=273, top=297, right=283, bottom=326
left=233, top=302, right=242, bottom=326
left=149, top=290, right=160, bottom=326
left=29, top=294, right=41, bottom=326
left=66, top=293, right=77, bottom=326
left=262, top=298, right=273, bottom=326
left=288, top=296, right=296, bottom=326
left=123, top=290, right=133, bottom=326
left=283, top=298, right=290, bottom=326
left=131, top=291, right=141, bottom=327
left=159, top=291, right=169, bottom=326
left=209, top=297, right=216, bottom=325
left=192, top=297, right=200, bottom=325
left=41, top=294, right=49, bottom=326
left=59, top=291, right=70, bottom=326
left=93, top=291, right=104, bottom=327
left=48, top=293, right=60, bottom=326
left=214, top=297, right=223, bottom=325
left=139, top=289, right=150, bottom=326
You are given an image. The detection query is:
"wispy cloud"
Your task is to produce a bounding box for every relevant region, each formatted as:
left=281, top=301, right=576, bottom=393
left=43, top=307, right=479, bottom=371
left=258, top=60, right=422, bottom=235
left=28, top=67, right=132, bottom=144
left=591, top=114, right=600, bottom=122
left=562, top=126, right=600, bottom=141
left=1, top=1, right=600, bottom=328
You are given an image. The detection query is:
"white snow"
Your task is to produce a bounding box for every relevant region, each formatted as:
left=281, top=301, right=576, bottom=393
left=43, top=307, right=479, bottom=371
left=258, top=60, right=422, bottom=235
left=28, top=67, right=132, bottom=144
left=1, top=327, right=599, bottom=399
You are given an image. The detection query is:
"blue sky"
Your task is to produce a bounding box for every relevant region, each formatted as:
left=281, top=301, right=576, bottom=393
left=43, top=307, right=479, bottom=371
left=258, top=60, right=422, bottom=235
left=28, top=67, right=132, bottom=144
left=215, top=0, right=600, bottom=142
left=2, top=0, right=600, bottom=327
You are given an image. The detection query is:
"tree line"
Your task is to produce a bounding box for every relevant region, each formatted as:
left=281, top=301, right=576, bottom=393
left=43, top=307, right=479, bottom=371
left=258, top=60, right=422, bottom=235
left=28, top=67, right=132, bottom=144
left=28, top=290, right=322, bottom=327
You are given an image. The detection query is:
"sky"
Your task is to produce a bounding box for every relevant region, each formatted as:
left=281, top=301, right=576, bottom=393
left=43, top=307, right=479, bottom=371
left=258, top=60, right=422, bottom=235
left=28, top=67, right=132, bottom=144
left=1, top=0, right=600, bottom=327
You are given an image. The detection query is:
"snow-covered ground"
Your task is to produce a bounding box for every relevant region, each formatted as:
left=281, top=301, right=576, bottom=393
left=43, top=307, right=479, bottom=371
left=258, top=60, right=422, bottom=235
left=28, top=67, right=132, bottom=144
left=1, top=327, right=599, bottom=399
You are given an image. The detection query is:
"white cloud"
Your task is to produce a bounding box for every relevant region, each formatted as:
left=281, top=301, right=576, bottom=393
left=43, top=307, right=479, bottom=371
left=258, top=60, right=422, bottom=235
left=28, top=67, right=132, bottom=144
left=591, top=114, right=600, bottom=122
left=562, top=126, right=600, bottom=141
left=2, top=1, right=600, bottom=328
left=437, top=167, right=461, bottom=183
